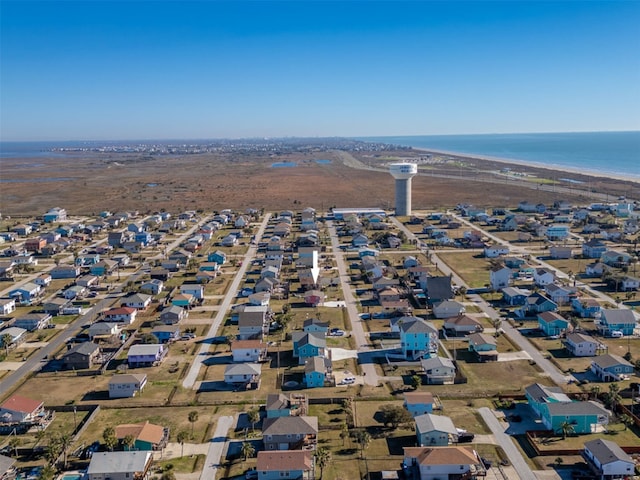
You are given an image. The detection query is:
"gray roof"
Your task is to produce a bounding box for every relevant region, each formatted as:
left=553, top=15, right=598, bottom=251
left=564, top=332, right=597, bottom=345
left=304, top=356, right=326, bottom=373
left=584, top=439, right=633, bottom=465
left=87, top=451, right=152, bottom=474
left=299, top=333, right=326, bottom=349
left=592, top=354, right=633, bottom=369
left=266, top=393, right=289, bottom=411
left=262, top=415, right=318, bottom=435
left=547, top=401, right=609, bottom=417
left=65, top=342, right=99, bottom=356
left=420, top=356, right=455, bottom=371
left=224, top=363, right=261, bottom=376
left=400, top=318, right=437, bottom=335
left=0, top=454, right=15, bottom=476
left=601, top=309, right=637, bottom=325
left=525, top=383, right=571, bottom=403
left=414, top=413, right=457, bottom=435
left=128, top=344, right=163, bottom=356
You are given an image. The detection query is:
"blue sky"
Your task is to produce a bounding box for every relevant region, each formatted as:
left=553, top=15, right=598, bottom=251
left=1, top=0, right=639, bottom=141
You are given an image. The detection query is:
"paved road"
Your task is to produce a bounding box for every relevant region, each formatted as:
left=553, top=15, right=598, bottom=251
left=326, top=220, right=380, bottom=386
left=182, top=214, right=271, bottom=389
left=478, top=407, right=537, bottom=480
left=199, top=415, right=235, bottom=480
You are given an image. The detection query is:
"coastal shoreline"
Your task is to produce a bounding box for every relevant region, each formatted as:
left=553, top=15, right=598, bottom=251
left=409, top=146, right=640, bottom=184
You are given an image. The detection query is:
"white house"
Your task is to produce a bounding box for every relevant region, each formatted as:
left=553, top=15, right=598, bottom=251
left=180, top=283, right=204, bottom=300
left=563, top=333, right=601, bottom=357
left=121, top=293, right=152, bottom=310
left=231, top=339, right=268, bottom=363
left=533, top=268, right=556, bottom=286
left=484, top=245, right=509, bottom=258
left=583, top=439, right=635, bottom=480
left=489, top=264, right=511, bottom=290
left=108, top=373, right=147, bottom=398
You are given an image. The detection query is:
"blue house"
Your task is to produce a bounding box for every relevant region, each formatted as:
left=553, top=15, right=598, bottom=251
left=598, top=309, right=637, bottom=336
left=208, top=250, right=227, bottom=265
left=400, top=318, right=438, bottom=360
left=571, top=297, right=601, bottom=319
left=502, top=287, right=529, bottom=305
left=151, top=325, right=180, bottom=343
left=304, top=357, right=327, bottom=388
left=8, top=282, right=42, bottom=306
left=302, top=317, right=329, bottom=334
left=545, top=402, right=610, bottom=434
left=403, top=391, right=435, bottom=417
left=516, top=292, right=558, bottom=318
left=468, top=333, right=498, bottom=361
left=591, top=354, right=635, bottom=382
left=265, top=393, right=309, bottom=418
left=296, top=333, right=326, bottom=365
left=537, top=311, right=571, bottom=337
left=415, top=413, right=457, bottom=446
left=90, top=259, right=117, bottom=277
left=582, top=239, right=607, bottom=259
left=135, top=232, right=153, bottom=246
left=525, top=383, right=572, bottom=418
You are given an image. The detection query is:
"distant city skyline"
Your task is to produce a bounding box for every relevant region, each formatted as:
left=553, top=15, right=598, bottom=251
left=1, top=0, right=639, bottom=142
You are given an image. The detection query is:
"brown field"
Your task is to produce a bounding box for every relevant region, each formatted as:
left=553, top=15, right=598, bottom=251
left=2, top=148, right=636, bottom=216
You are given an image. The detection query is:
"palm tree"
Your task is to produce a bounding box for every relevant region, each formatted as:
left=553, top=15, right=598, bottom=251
left=103, top=426, right=117, bottom=452
left=339, top=422, right=349, bottom=446
left=1, top=333, right=13, bottom=357
left=188, top=411, right=199, bottom=438
left=176, top=431, right=189, bottom=457
left=353, top=429, right=371, bottom=458
left=240, top=441, right=255, bottom=461
left=590, top=385, right=601, bottom=401
left=58, top=433, right=73, bottom=468
left=247, top=408, right=260, bottom=432
left=122, top=434, right=136, bottom=451
left=558, top=421, right=575, bottom=440
left=607, top=383, right=621, bottom=412
left=619, top=414, right=633, bottom=431
left=38, top=464, right=57, bottom=480
left=315, top=447, right=331, bottom=480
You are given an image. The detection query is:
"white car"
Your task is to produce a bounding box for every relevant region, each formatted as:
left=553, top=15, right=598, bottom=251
left=340, top=377, right=356, bottom=385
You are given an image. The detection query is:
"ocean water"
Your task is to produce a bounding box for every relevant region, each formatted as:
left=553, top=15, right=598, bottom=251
left=359, top=131, right=640, bottom=179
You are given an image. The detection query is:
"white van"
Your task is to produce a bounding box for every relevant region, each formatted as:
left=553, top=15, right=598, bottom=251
left=610, top=330, right=623, bottom=338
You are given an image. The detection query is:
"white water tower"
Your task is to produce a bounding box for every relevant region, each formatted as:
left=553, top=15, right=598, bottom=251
left=389, top=162, right=417, bottom=216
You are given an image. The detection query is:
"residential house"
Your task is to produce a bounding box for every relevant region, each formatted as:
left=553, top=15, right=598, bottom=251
left=620, top=276, right=640, bottom=291
left=304, top=356, right=327, bottom=388
left=86, top=451, right=153, bottom=480
left=76, top=275, right=99, bottom=288
left=231, top=339, right=268, bottom=363
left=139, top=279, right=164, bottom=295
left=221, top=234, right=238, bottom=247
left=180, top=283, right=204, bottom=301
left=415, top=413, right=458, bottom=446
left=159, top=305, right=187, bottom=325
left=303, top=290, right=323, bottom=307
left=0, top=298, right=16, bottom=316
left=591, top=354, right=635, bottom=382
left=103, top=307, right=137, bottom=325
left=150, top=267, right=172, bottom=280
left=585, top=262, right=606, bottom=277
left=0, top=453, right=16, bottom=480
left=484, top=245, right=509, bottom=258
left=544, top=283, right=578, bottom=305
left=44, top=298, right=73, bottom=316
left=0, top=327, right=27, bottom=348
left=563, top=333, right=602, bottom=357
left=400, top=318, right=438, bottom=360
left=171, top=293, right=194, bottom=308
left=88, top=322, right=122, bottom=341
left=545, top=224, right=570, bottom=240
left=525, top=383, right=572, bottom=418
left=533, top=268, right=556, bottom=286
left=502, top=287, right=530, bottom=305
left=582, top=239, right=608, bottom=259
left=420, top=357, right=456, bottom=385
left=302, top=317, right=329, bottom=334
left=598, top=309, right=637, bottom=336
left=115, top=421, right=168, bottom=451
left=403, top=392, right=435, bottom=417
left=13, top=313, right=51, bottom=332
left=549, top=246, right=573, bottom=259
left=571, top=297, right=601, bottom=318
left=489, top=264, right=511, bottom=291
left=255, top=450, right=313, bottom=480
left=601, top=250, right=632, bottom=268
left=265, top=393, right=308, bottom=419
left=25, top=237, right=46, bottom=253
left=127, top=344, right=166, bottom=367
left=121, top=293, right=153, bottom=311
left=583, top=439, right=635, bottom=480
left=238, top=306, right=269, bottom=339
left=352, top=233, right=369, bottom=247
left=63, top=285, right=87, bottom=300
left=402, top=446, right=485, bottom=480
left=63, top=342, right=100, bottom=370
left=262, top=415, right=318, bottom=451
left=442, top=314, right=484, bottom=337
left=432, top=300, right=465, bottom=319
left=421, top=276, right=453, bottom=306
left=537, top=311, right=572, bottom=337
left=468, top=333, right=498, bottom=362
left=516, top=292, right=558, bottom=318
left=544, top=401, right=610, bottom=434
left=43, top=207, right=67, bottom=223
left=0, top=395, right=45, bottom=424
left=108, top=373, right=147, bottom=398
left=295, top=333, right=326, bottom=365
left=8, top=282, right=42, bottom=305
left=151, top=325, right=180, bottom=343
left=196, top=270, right=217, bottom=283
left=224, top=363, right=261, bottom=388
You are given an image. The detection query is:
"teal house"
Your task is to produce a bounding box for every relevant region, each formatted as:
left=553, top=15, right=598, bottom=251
left=115, top=421, right=168, bottom=451
left=537, top=311, right=571, bottom=337
left=296, top=334, right=326, bottom=365
left=304, top=357, right=327, bottom=388
left=208, top=250, right=227, bottom=265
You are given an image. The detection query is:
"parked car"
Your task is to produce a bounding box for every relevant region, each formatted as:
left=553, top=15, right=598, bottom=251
left=330, top=328, right=345, bottom=336
left=457, top=432, right=475, bottom=443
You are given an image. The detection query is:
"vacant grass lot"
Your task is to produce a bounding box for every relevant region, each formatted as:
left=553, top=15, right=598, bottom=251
left=437, top=251, right=491, bottom=288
